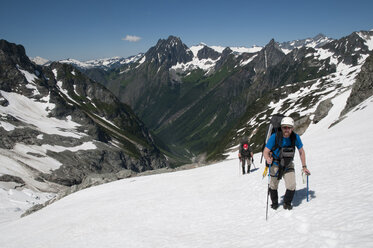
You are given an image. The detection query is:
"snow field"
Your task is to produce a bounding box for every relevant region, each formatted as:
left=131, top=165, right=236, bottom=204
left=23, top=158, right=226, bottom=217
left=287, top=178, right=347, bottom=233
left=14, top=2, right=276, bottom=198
left=0, top=95, right=372, bottom=247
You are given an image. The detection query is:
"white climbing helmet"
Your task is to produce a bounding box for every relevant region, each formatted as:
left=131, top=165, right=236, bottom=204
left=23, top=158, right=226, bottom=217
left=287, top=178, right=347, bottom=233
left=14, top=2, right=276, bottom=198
left=281, top=116, right=294, bottom=127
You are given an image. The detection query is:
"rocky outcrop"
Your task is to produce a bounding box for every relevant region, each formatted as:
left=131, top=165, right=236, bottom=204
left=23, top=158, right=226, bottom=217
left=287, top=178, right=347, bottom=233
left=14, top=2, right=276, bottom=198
left=341, top=52, right=373, bottom=116
left=294, top=115, right=312, bottom=135
left=197, top=46, right=220, bottom=60
left=314, top=98, right=333, bottom=123
left=0, top=174, right=25, bottom=184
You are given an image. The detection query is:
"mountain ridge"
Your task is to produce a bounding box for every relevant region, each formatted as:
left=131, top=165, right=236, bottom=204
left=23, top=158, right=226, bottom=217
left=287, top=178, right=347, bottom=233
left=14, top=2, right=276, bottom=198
left=0, top=39, right=170, bottom=221
left=56, top=33, right=333, bottom=71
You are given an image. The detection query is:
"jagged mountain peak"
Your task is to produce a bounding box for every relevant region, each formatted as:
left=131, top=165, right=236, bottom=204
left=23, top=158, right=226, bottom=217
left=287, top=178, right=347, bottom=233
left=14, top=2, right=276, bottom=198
left=321, top=30, right=373, bottom=66
left=154, top=35, right=184, bottom=50
left=166, top=35, right=182, bottom=43
left=250, top=38, right=285, bottom=70
left=263, top=39, right=282, bottom=52
left=0, top=39, right=33, bottom=70
left=222, top=47, right=233, bottom=55
left=145, top=35, right=194, bottom=67
left=197, top=45, right=221, bottom=60
left=266, top=38, right=276, bottom=45
left=314, top=33, right=326, bottom=40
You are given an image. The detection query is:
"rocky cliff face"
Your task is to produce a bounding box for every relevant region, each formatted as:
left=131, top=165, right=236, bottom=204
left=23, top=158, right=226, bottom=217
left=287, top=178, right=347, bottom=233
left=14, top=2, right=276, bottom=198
left=341, top=51, right=373, bottom=116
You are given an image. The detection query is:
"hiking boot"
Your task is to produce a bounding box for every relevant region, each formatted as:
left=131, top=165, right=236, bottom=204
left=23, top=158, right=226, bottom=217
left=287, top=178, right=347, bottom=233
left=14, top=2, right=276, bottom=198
left=269, top=188, right=278, bottom=206
left=271, top=203, right=279, bottom=210
left=283, top=189, right=295, bottom=210
left=283, top=203, right=293, bottom=210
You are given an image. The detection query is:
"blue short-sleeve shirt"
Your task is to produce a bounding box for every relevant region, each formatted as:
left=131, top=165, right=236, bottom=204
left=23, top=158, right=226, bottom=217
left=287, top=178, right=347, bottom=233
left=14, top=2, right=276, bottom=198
left=265, top=132, right=303, bottom=163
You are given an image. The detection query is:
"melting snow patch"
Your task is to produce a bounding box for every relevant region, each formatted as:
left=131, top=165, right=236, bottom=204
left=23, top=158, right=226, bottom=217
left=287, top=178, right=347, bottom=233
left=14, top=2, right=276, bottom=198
left=56, top=81, right=80, bottom=106
left=17, top=68, right=40, bottom=96
left=0, top=121, right=15, bottom=131
left=0, top=91, right=84, bottom=138
left=357, top=32, right=373, bottom=51
left=240, top=54, right=257, bottom=66
left=314, top=48, right=339, bottom=65
left=40, top=141, right=97, bottom=153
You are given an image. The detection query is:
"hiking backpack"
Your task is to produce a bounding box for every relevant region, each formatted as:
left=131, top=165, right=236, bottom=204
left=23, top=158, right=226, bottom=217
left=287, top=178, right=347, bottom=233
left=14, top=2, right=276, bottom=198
left=261, top=113, right=284, bottom=162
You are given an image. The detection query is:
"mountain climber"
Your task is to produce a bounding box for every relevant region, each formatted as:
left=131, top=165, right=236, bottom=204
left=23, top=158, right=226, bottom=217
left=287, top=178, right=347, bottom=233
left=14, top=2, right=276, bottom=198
left=238, top=137, right=254, bottom=174
left=262, top=116, right=311, bottom=210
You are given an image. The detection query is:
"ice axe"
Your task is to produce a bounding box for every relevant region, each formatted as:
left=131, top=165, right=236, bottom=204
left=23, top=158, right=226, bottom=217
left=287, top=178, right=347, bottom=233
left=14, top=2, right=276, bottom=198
left=251, top=159, right=256, bottom=169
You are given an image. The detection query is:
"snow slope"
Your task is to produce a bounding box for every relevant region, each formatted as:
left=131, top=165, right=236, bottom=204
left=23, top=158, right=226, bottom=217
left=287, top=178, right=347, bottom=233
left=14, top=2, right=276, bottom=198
left=0, top=92, right=372, bottom=247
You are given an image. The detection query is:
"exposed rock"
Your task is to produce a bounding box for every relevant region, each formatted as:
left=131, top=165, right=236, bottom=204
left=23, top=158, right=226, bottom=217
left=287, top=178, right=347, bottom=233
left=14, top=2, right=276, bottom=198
left=294, top=115, right=312, bottom=135
left=341, top=51, right=373, bottom=116
left=0, top=174, right=25, bottom=184
left=322, top=31, right=373, bottom=66
left=314, top=98, right=333, bottom=124
left=197, top=46, right=220, bottom=60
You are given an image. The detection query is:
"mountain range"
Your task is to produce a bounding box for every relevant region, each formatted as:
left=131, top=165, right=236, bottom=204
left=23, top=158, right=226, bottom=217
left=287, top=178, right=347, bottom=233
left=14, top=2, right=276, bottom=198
left=60, top=31, right=373, bottom=161
left=1, top=29, right=373, bottom=221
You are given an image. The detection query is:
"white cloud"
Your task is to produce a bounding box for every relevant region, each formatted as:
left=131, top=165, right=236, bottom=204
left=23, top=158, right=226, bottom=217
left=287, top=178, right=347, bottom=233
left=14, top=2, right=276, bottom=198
left=122, top=35, right=142, bottom=42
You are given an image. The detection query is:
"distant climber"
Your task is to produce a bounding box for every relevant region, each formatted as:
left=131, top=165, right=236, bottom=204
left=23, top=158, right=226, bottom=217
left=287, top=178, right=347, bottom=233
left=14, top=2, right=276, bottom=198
left=238, top=137, right=254, bottom=174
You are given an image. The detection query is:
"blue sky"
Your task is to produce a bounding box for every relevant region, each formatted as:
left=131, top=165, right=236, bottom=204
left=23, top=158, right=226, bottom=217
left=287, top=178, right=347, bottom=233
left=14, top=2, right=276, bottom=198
left=1, top=0, right=372, bottom=61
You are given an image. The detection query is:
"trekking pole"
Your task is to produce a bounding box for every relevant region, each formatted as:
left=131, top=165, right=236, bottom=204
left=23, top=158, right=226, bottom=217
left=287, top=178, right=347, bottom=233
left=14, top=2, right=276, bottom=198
left=307, top=175, right=309, bottom=202
left=238, top=158, right=241, bottom=176
left=252, top=160, right=256, bottom=169
left=266, top=163, right=271, bottom=221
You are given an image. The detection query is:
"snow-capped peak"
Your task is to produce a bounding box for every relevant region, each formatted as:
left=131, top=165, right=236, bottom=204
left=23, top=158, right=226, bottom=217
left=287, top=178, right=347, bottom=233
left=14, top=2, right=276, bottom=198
left=279, top=34, right=334, bottom=54
left=59, top=54, right=144, bottom=70
left=31, top=56, right=51, bottom=66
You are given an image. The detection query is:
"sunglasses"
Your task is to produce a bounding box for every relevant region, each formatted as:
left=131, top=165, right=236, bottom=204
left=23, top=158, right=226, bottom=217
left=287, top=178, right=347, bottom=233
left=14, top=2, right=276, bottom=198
left=281, top=126, right=292, bottom=130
